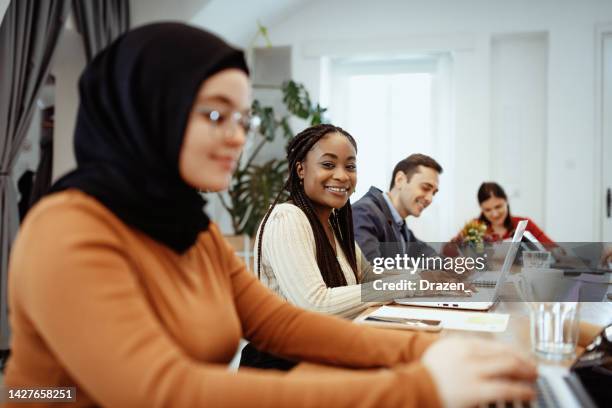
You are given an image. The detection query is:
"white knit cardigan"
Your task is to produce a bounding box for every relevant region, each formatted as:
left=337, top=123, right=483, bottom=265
left=254, top=203, right=381, bottom=319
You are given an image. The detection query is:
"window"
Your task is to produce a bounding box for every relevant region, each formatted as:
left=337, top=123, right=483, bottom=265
left=324, top=54, right=453, bottom=241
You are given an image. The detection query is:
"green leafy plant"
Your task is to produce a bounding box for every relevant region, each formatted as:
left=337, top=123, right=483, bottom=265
left=218, top=80, right=327, bottom=236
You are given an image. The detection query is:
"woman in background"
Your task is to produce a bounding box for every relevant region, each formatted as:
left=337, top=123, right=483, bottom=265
left=4, top=24, right=537, bottom=408
left=453, top=181, right=554, bottom=244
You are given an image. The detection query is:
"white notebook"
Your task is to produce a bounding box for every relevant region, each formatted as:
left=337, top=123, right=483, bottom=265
left=363, top=305, right=510, bottom=333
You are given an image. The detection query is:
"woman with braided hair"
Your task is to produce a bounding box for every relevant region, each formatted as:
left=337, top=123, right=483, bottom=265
left=239, top=124, right=386, bottom=370
left=254, top=124, right=371, bottom=317
left=248, top=124, right=475, bottom=323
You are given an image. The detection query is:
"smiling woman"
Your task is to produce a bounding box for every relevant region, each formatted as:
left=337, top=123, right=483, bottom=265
left=451, top=181, right=554, bottom=244
left=296, top=131, right=358, bottom=245
left=240, top=124, right=387, bottom=369
left=253, top=124, right=363, bottom=307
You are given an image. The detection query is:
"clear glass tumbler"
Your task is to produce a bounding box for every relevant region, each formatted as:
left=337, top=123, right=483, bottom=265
left=529, top=302, right=580, bottom=360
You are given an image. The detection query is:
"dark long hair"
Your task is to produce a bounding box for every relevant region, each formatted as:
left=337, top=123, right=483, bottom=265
left=477, top=182, right=513, bottom=231
left=256, top=124, right=359, bottom=288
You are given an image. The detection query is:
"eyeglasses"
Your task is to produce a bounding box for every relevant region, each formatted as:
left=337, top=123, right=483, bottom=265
left=195, top=106, right=261, bottom=138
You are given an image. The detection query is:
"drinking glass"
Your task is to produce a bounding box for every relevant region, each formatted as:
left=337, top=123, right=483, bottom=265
left=529, top=302, right=580, bottom=360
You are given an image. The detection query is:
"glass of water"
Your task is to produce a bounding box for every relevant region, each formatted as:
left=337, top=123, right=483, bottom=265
left=529, top=302, right=580, bottom=360
left=522, top=250, right=552, bottom=268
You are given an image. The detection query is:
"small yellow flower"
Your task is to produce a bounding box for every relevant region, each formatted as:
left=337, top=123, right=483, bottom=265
left=461, top=220, right=487, bottom=246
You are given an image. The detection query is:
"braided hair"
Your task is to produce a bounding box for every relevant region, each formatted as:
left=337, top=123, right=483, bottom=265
left=256, top=124, right=359, bottom=288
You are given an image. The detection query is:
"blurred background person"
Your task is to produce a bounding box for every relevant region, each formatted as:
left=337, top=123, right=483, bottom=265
left=452, top=182, right=554, bottom=244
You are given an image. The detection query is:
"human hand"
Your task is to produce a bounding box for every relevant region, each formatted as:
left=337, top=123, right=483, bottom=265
left=421, top=337, right=537, bottom=408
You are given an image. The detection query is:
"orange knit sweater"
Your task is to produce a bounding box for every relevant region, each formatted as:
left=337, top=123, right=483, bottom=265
left=3, top=190, right=441, bottom=408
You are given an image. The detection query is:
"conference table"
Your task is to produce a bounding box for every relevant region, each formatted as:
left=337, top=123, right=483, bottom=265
left=287, top=270, right=610, bottom=408
left=354, top=280, right=611, bottom=365
left=293, top=277, right=611, bottom=377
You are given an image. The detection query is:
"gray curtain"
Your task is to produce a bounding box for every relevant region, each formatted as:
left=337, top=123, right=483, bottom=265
left=0, top=0, right=69, bottom=350
left=72, top=0, right=130, bottom=62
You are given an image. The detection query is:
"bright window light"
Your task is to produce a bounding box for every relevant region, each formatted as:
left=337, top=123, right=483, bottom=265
left=325, top=54, right=454, bottom=241
left=340, top=72, right=434, bottom=201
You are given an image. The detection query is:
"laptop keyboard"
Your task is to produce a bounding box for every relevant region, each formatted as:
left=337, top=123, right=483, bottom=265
left=473, top=279, right=497, bottom=288
left=533, top=376, right=561, bottom=408
left=483, top=377, right=561, bottom=408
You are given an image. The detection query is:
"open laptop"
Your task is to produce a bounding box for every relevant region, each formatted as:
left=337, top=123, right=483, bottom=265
left=394, top=220, right=528, bottom=311
left=523, top=230, right=548, bottom=251
left=486, top=323, right=611, bottom=408
left=553, top=243, right=612, bottom=275
left=521, top=233, right=611, bottom=288
left=482, top=363, right=598, bottom=408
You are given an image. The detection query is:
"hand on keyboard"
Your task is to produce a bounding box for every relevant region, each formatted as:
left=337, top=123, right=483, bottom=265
left=422, top=337, right=537, bottom=408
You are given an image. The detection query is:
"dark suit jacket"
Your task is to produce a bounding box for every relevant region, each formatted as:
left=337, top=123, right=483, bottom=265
left=352, top=186, right=438, bottom=262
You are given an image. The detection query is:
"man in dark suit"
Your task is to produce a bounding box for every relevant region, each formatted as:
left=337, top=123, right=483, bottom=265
left=352, top=154, right=442, bottom=262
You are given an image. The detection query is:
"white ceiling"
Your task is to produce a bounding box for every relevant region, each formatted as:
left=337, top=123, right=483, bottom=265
left=130, top=0, right=311, bottom=48
left=130, top=0, right=212, bottom=27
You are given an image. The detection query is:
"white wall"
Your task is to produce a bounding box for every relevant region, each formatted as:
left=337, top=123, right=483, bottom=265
left=130, top=0, right=210, bottom=28
left=189, top=0, right=307, bottom=48
left=0, top=0, right=9, bottom=25
left=264, top=0, right=612, bottom=241
left=51, top=21, right=85, bottom=181
left=490, top=33, right=548, bottom=236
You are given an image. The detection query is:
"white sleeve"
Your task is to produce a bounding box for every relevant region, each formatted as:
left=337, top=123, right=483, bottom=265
left=261, top=205, right=374, bottom=318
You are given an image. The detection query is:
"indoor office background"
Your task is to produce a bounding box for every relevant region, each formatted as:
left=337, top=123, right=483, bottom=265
left=1, top=0, right=611, bottom=382
left=5, top=0, right=612, bottom=245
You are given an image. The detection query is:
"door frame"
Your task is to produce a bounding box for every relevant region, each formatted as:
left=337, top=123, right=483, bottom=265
left=594, top=24, right=612, bottom=241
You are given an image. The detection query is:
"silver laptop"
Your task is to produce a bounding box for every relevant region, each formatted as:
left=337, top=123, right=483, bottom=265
left=394, top=220, right=528, bottom=311
left=481, top=363, right=597, bottom=408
